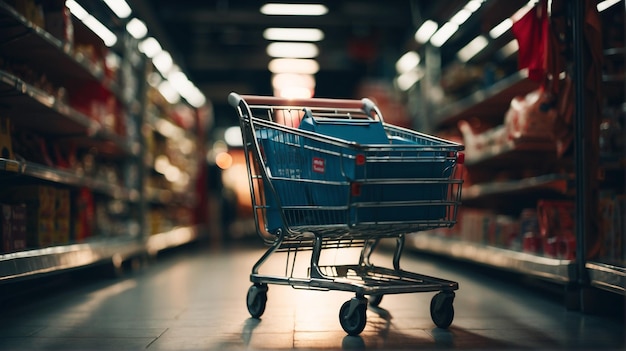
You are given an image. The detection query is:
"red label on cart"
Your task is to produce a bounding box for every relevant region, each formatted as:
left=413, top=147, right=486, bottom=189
left=312, top=157, right=325, bottom=173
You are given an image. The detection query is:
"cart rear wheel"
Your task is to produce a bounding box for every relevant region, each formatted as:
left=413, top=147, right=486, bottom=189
left=430, top=291, right=454, bottom=328
left=369, top=294, right=383, bottom=307
left=246, top=284, right=268, bottom=318
left=339, top=299, right=367, bottom=335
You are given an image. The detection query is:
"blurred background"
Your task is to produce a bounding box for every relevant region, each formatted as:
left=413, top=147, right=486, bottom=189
left=0, top=0, right=624, bottom=314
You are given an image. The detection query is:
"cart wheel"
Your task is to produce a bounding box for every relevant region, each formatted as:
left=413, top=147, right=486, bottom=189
left=339, top=299, right=367, bottom=336
left=369, top=294, right=383, bottom=307
left=430, top=291, right=455, bottom=328
left=246, top=284, right=268, bottom=318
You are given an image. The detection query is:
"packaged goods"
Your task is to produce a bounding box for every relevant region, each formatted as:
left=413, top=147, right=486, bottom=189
left=0, top=117, right=14, bottom=160
left=6, top=185, right=57, bottom=248
left=537, top=200, right=575, bottom=259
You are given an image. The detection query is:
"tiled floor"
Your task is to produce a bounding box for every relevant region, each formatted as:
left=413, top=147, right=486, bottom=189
left=1, top=241, right=624, bottom=350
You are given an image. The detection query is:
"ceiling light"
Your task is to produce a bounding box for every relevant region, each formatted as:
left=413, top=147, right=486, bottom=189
left=83, top=16, right=117, bottom=46
left=263, top=28, right=324, bottom=41
left=66, top=0, right=88, bottom=20
left=260, top=3, right=328, bottom=16
left=153, top=51, right=173, bottom=75
left=430, top=22, right=459, bottom=47
left=126, top=18, right=148, bottom=39
left=268, top=58, right=319, bottom=74
left=450, top=9, right=472, bottom=25
left=457, top=35, right=489, bottom=62
left=158, top=81, right=180, bottom=104
left=498, top=39, right=519, bottom=59
left=465, top=0, right=483, bottom=12
left=272, top=73, right=315, bottom=99
left=275, top=86, right=314, bottom=99
left=102, top=0, right=132, bottom=19
left=181, top=86, right=206, bottom=108
left=395, top=51, right=420, bottom=74
left=597, top=0, right=620, bottom=11
left=489, top=18, right=512, bottom=39
left=414, top=20, right=438, bottom=44
left=512, top=1, right=538, bottom=22
left=138, top=37, right=162, bottom=58
left=168, top=70, right=192, bottom=92
left=266, top=42, right=319, bottom=58
left=272, top=73, right=315, bottom=89
left=395, top=69, right=423, bottom=91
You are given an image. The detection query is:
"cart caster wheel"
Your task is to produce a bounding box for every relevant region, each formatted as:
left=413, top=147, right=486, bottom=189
left=369, top=294, right=383, bottom=307
left=430, top=291, right=455, bottom=328
left=339, top=298, right=367, bottom=336
left=246, top=284, right=268, bottom=318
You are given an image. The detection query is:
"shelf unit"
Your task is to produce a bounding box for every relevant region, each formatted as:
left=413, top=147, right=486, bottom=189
left=410, top=69, right=580, bottom=283
left=408, top=233, right=576, bottom=283
left=0, top=1, right=204, bottom=282
left=434, top=70, right=540, bottom=129
left=406, top=1, right=625, bottom=300
left=582, top=3, right=626, bottom=296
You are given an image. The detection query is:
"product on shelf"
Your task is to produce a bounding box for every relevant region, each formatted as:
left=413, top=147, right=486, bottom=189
left=12, top=130, right=53, bottom=166
left=54, top=187, right=71, bottom=245
left=537, top=200, right=575, bottom=260
left=1, top=203, right=27, bottom=253
left=42, top=0, right=74, bottom=51
left=73, top=187, right=94, bottom=242
left=5, top=185, right=57, bottom=248
left=7, top=0, right=44, bottom=28
left=504, top=88, right=557, bottom=141
left=69, top=81, right=123, bottom=135
left=599, top=192, right=625, bottom=263
left=519, top=208, right=541, bottom=254
left=0, top=117, right=14, bottom=160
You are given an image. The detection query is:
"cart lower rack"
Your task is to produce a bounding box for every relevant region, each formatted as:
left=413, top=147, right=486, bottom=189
left=229, top=92, right=464, bottom=335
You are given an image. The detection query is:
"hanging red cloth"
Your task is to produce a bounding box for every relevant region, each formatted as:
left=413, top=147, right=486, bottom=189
left=512, top=0, right=549, bottom=82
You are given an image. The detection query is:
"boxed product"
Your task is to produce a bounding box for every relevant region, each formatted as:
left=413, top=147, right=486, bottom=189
left=1, top=203, right=33, bottom=252
left=0, top=117, right=14, bottom=160
left=1, top=204, right=11, bottom=253
left=6, top=185, right=57, bottom=248
left=54, top=187, right=71, bottom=245
left=73, top=187, right=94, bottom=242
left=43, top=0, right=74, bottom=51
left=537, top=200, right=575, bottom=259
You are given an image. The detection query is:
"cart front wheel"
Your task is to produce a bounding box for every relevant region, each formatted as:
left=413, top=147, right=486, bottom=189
left=430, top=291, right=455, bottom=328
left=339, top=298, right=367, bottom=335
left=246, top=284, right=268, bottom=318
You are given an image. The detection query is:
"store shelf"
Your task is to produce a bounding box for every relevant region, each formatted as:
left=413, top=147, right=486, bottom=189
left=407, top=232, right=576, bottom=283
left=465, top=137, right=557, bottom=168
left=19, top=160, right=140, bottom=202
left=586, top=262, right=626, bottom=295
left=0, top=1, right=105, bottom=85
left=0, top=237, right=145, bottom=281
left=146, top=225, right=201, bottom=256
left=462, top=174, right=571, bottom=202
left=434, top=70, right=540, bottom=128
left=0, top=70, right=137, bottom=157
left=145, top=187, right=196, bottom=207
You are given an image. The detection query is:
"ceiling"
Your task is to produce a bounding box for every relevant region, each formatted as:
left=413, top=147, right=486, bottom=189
left=121, top=0, right=528, bottom=127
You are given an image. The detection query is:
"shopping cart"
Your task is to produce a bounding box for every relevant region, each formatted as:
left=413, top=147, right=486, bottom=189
left=228, top=92, right=464, bottom=335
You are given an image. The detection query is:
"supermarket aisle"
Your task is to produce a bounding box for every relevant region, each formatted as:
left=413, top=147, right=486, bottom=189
left=0, top=241, right=624, bottom=350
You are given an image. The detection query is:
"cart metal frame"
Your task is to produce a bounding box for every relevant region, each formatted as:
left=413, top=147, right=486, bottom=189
left=228, top=92, right=464, bottom=335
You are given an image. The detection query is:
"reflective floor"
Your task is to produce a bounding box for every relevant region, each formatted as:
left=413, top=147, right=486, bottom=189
left=1, top=241, right=624, bottom=350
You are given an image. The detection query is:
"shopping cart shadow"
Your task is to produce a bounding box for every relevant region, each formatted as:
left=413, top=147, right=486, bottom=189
left=241, top=317, right=261, bottom=346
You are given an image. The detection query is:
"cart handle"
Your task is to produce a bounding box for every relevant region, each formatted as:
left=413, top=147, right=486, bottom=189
left=228, top=92, right=383, bottom=122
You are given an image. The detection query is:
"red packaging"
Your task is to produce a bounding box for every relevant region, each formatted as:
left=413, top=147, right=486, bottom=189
left=537, top=200, right=575, bottom=259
